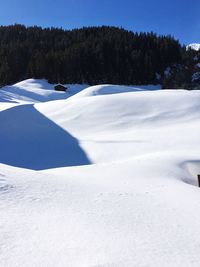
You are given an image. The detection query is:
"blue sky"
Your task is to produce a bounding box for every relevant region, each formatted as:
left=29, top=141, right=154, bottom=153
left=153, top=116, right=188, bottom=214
left=0, top=0, right=199, bottom=45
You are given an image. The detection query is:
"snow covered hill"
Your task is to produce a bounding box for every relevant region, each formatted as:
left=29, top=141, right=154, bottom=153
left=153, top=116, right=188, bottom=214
left=186, top=43, right=200, bottom=51
left=1, top=80, right=200, bottom=267
left=0, top=79, right=88, bottom=106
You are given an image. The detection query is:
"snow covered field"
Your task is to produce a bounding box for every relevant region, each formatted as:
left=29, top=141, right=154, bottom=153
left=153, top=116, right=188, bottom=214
left=0, top=79, right=200, bottom=266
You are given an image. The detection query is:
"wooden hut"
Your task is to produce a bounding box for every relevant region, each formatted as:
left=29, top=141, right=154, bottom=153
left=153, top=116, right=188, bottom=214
left=54, top=84, right=67, bottom=91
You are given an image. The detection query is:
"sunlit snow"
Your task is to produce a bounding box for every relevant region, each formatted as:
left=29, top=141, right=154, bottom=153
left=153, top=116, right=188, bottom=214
left=0, top=79, right=200, bottom=267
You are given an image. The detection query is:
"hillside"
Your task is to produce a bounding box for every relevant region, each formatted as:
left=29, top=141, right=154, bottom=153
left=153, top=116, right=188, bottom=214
left=187, top=43, right=200, bottom=51
left=1, top=25, right=200, bottom=89
left=0, top=24, right=183, bottom=87
left=0, top=78, right=88, bottom=105
left=0, top=80, right=200, bottom=266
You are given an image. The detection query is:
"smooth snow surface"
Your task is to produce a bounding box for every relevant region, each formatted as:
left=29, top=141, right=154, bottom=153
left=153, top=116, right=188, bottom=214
left=0, top=79, right=200, bottom=267
left=70, top=84, right=161, bottom=98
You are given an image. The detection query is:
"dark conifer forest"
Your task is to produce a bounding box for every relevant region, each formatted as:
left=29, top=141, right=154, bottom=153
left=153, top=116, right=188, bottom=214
left=0, top=24, right=199, bottom=88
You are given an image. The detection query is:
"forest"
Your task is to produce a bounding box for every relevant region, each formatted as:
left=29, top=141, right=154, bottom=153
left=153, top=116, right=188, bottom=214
left=0, top=24, right=199, bottom=88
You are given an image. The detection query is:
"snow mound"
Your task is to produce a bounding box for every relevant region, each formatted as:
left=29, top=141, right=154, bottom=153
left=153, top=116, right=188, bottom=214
left=14, top=78, right=54, bottom=90
left=184, top=160, right=200, bottom=178
left=0, top=78, right=89, bottom=104
left=36, top=88, right=200, bottom=164
left=1, top=81, right=200, bottom=266
left=186, top=43, right=200, bottom=51
left=72, top=84, right=161, bottom=98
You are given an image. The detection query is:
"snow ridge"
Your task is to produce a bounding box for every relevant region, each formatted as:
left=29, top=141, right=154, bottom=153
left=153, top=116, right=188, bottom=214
left=186, top=43, right=200, bottom=51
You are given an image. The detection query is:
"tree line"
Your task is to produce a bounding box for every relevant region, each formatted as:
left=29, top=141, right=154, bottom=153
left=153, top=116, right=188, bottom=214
left=0, top=24, right=199, bottom=88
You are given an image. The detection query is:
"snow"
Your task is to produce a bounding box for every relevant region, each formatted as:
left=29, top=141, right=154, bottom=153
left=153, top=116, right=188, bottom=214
left=186, top=43, right=200, bottom=51
left=164, top=66, right=171, bottom=77
left=69, top=84, right=161, bottom=98
left=1, top=79, right=200, bottom=266
left=0, top=78, right=89, bottom=105
left=192, top=72, right=200, bottom=82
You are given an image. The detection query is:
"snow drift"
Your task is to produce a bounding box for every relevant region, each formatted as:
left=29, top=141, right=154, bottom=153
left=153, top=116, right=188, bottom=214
left=0, top=78, right=89, bottom=105
left=1, top=80, right=200, bottom=267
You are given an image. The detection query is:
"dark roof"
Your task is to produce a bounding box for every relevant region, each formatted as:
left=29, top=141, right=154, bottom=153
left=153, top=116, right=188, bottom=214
left=54, top=84, right=66, bottom=87
left=54, top=84, right=67, bottom=91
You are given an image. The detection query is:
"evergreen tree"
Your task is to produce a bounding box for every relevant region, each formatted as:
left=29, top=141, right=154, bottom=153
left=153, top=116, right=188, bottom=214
left=0, top=24, right=190, bottom=88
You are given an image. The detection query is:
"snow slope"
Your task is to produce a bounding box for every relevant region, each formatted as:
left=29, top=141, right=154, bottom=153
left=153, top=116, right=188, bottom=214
left=0, top=81, right=200, bottom=266
left=69, top=84, right=161, bottom=98
left=186, top=43, right=200, bottom=51
left=0, top=78, right=89, bottom=106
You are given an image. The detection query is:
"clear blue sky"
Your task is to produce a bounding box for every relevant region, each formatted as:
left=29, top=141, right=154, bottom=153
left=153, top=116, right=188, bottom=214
left=0, top=0, right=199, bottom=45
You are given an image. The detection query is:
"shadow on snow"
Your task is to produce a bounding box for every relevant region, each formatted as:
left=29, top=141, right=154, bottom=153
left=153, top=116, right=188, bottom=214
left=0, top=104, right=91, bottom=170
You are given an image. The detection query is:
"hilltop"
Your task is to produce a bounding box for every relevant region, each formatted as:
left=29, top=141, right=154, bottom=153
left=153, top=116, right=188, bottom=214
left=187, top=43, right=200, bottom=51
